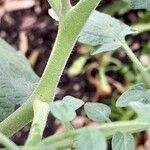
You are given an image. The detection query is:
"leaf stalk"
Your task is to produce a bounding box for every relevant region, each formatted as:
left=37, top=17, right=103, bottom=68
left=122, top=42, right=150, bottom=88
left=41, top=120, right=150, bottom=149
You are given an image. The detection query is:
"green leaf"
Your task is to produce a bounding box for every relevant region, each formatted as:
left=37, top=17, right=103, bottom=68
left=130, top=102, right=150, bottom=122
left=112, top=132, right=135, bottom=150
left=62, top=96, right=84, bottom=111
left=0, top=38, right=39, bottom=121
left=77, top=128, right=107, bottom=150
left=50, top=96, right=84, bottom=122
left=50, top=101, right=76, bottom=122
left=102, top=0, right=130, bottom=15
left=128, top=0, right=150, bottom=10
left=78, top=11, right=137, bottom=55
left=0, top=99, right=15, bottom=122
left=84, top=102, right=111, bottom=122
left=116, top=83, right=150, bottom=107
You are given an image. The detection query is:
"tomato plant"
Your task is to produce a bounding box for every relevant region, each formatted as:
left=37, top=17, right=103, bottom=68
left=0, top=0, right=150, bottom=149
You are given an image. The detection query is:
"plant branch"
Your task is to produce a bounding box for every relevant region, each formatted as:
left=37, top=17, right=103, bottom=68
left=48, top=0, right=72, bottom=17
left=48, top=0, right=61, bottom=17
left=29, top=0, right=102, bottom=102
left=0, top=0, right=102, bottom=136
left=122, top=42, right=150, bottom=88
left=0, top=132, right=19, bottom=150
left=63, top=122, right=74, bottom=131
left=133, top=23, right=150, bottom=33
left=24, top=100, right=49, bottom=148
left=41, top=120, right=150, bottom=149
left=61, top=0, right=72, bottom=14
left=0, top=101, right=33, bottom=136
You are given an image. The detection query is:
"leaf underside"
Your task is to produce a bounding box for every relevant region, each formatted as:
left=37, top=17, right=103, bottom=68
left=84, top=102, right=111, bottom=122
left=128, top=0, right=150, bottom=10
left=116, top=83, right=150, bottom=107
left=50, top=101, right=76, bottom=122
left=77, top=128, right=107, bottom=150
left=130, top=102, right=150, bottom=123
left=50, top=96, right=84, bottom=122
left=78, top=10, right=137, bottom=55
left=112, top=132, right=135, bottom=150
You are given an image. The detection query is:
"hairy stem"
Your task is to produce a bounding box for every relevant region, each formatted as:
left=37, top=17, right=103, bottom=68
left=48, top=0, right=72, bottom=17
left=30, top=0, right=102, bottom=102
left=122, top=42, right=150, bottom=88
left=24, top=100, right=49, bottom=148
left=0, top=101, right=33, bottom=136
left=48, top=0, right=61, bottom=17
left=0, top=0, right=101, bottom=136
left=133, top=23, right=150, bottom=33
left=41, top=120, right=150, bottom=149
left=61, top=0, right=72, bottom=14
left=0, top=132, right=19, bottom=150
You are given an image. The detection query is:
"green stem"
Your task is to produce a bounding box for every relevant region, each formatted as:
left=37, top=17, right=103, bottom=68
left=30, top=0, right=102, bottom=102
left=61, top=0, right=72, bottom=14
left=99, top=67, right=109, bottom=88
left=24, top=100, right=49, bottom=148
left=41, top=120, right=150, bottom=149
left=147, top=65, right=150, bottom=72
left=0, top=0, right=102, bottom=137
left=48, top=138, right=75, bottom=150
left=63, top=122, right=74, bottom=131
left=0, top=101, right=33, bottom=136
left=0, top=132, right=19, bottom=150
left=48, top=0, right=72, bottom=17
left=122, top=42, right=150, bottom=88
left=133, top=23, right=150, bottom=33
left=48, top=0, right=61, bottom=17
